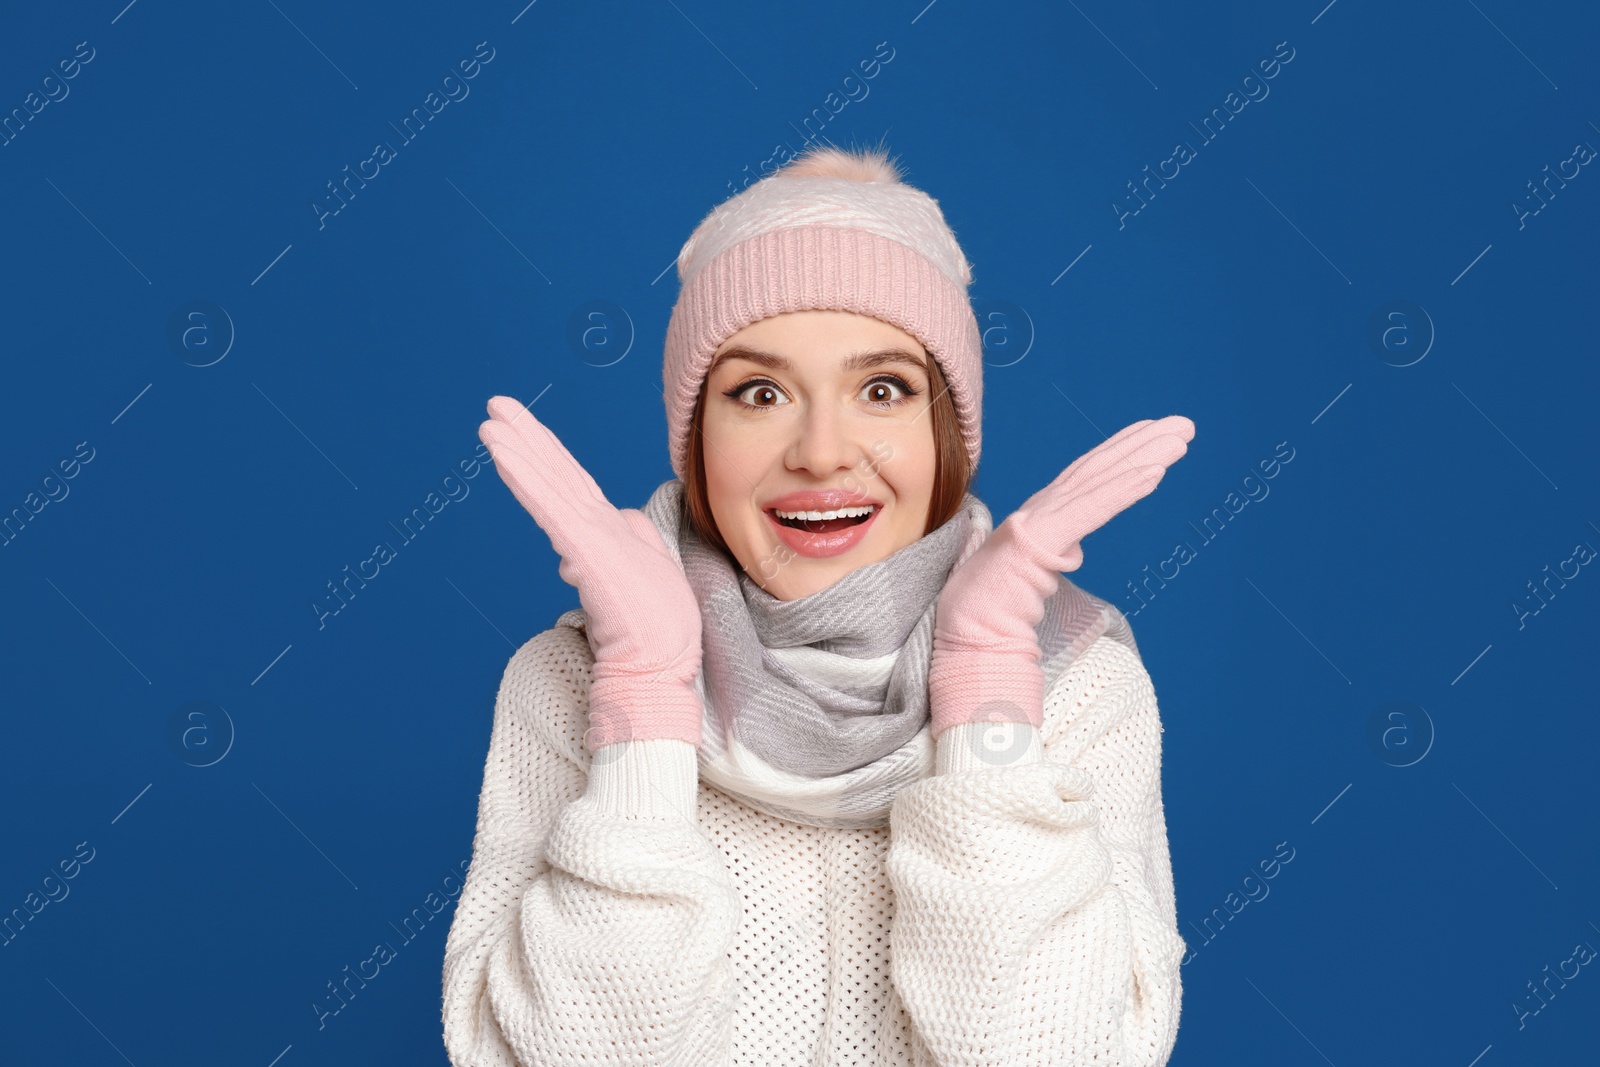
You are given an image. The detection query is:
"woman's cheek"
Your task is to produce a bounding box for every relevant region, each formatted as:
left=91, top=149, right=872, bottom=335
left=878, top=423, right=936, bottom=483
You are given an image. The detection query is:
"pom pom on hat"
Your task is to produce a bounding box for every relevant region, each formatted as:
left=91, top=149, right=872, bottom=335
left=776, top=144, right=904, bottom=182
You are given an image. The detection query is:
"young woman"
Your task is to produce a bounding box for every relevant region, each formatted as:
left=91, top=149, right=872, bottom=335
left=441, top=145, right=1195, bottom=1066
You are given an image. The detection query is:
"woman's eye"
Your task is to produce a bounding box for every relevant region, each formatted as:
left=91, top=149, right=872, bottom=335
left=724, top=375, right=917, bottom=409
left=735, top=381, right=788, bottom=407
left=862, top=377, right=913, bottom=404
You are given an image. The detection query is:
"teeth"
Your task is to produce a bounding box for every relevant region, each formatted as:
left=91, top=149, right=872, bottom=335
left=773, top=505, right=876, bottom=521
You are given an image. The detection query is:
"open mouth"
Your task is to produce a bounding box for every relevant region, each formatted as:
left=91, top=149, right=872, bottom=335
left=767, top=505, right=878, bottom=534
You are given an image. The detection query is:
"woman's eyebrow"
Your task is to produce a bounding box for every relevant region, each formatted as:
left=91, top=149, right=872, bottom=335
left=710, top=345, right=927, bottom=374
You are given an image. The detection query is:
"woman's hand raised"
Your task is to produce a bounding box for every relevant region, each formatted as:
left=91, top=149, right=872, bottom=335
left=478, top=396, right=704, bottom=753
left=927, top=415, right=1195, bottom=739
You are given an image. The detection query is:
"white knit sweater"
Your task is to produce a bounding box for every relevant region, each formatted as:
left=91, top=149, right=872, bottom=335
left=440, top=618, right=1186, bottom=1066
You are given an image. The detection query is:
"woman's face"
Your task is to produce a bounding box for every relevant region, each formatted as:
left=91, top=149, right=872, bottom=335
left=700, top=309, right=939, bottom=601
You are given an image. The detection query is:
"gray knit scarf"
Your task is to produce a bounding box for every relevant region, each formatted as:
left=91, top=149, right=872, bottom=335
left=559, top=478, right=1139, bottom=829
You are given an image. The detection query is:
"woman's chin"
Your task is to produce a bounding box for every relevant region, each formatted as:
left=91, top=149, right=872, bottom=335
left=763, top=565, right=851, bottom=602
left=747, top=542, right=895, bottom=601
left=732, top=505, right=923, bottom=600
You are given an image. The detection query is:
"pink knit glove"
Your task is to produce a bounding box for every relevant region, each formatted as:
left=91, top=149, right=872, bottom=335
left=927, top=415, right=1195, bottom=738
left=478, top=396, right=704, bottom=753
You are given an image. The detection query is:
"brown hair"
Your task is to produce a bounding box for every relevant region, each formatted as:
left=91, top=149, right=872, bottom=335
left=683, top=351, right=972, bottom=558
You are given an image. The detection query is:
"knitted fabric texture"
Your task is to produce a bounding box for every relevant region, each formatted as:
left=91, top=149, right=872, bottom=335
left=582, top=476, right=1137, bottom=830
left=662, top=161, right=985, bottom=481
left=440, top=622, right=1186, bottom=1066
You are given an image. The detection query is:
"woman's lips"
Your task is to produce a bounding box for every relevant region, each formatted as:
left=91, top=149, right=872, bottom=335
left=763, top=505, right=881, bottom=559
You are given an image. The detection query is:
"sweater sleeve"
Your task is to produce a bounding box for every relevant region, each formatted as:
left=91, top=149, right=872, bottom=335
left=884, top=634, right=1186, bottom=1066
left=440, top=626, right=743, bottom=1067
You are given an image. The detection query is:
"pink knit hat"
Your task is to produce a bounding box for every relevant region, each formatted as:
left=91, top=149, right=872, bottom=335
left=662, top=145, right=983, bottom=481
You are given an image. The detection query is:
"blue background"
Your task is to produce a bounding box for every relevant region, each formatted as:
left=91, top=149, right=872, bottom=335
left=2, top=1, right=1596, bottom=1063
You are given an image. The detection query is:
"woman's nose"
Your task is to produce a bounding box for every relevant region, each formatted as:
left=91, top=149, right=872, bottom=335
left=785, top=400, right=863, bottom=477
